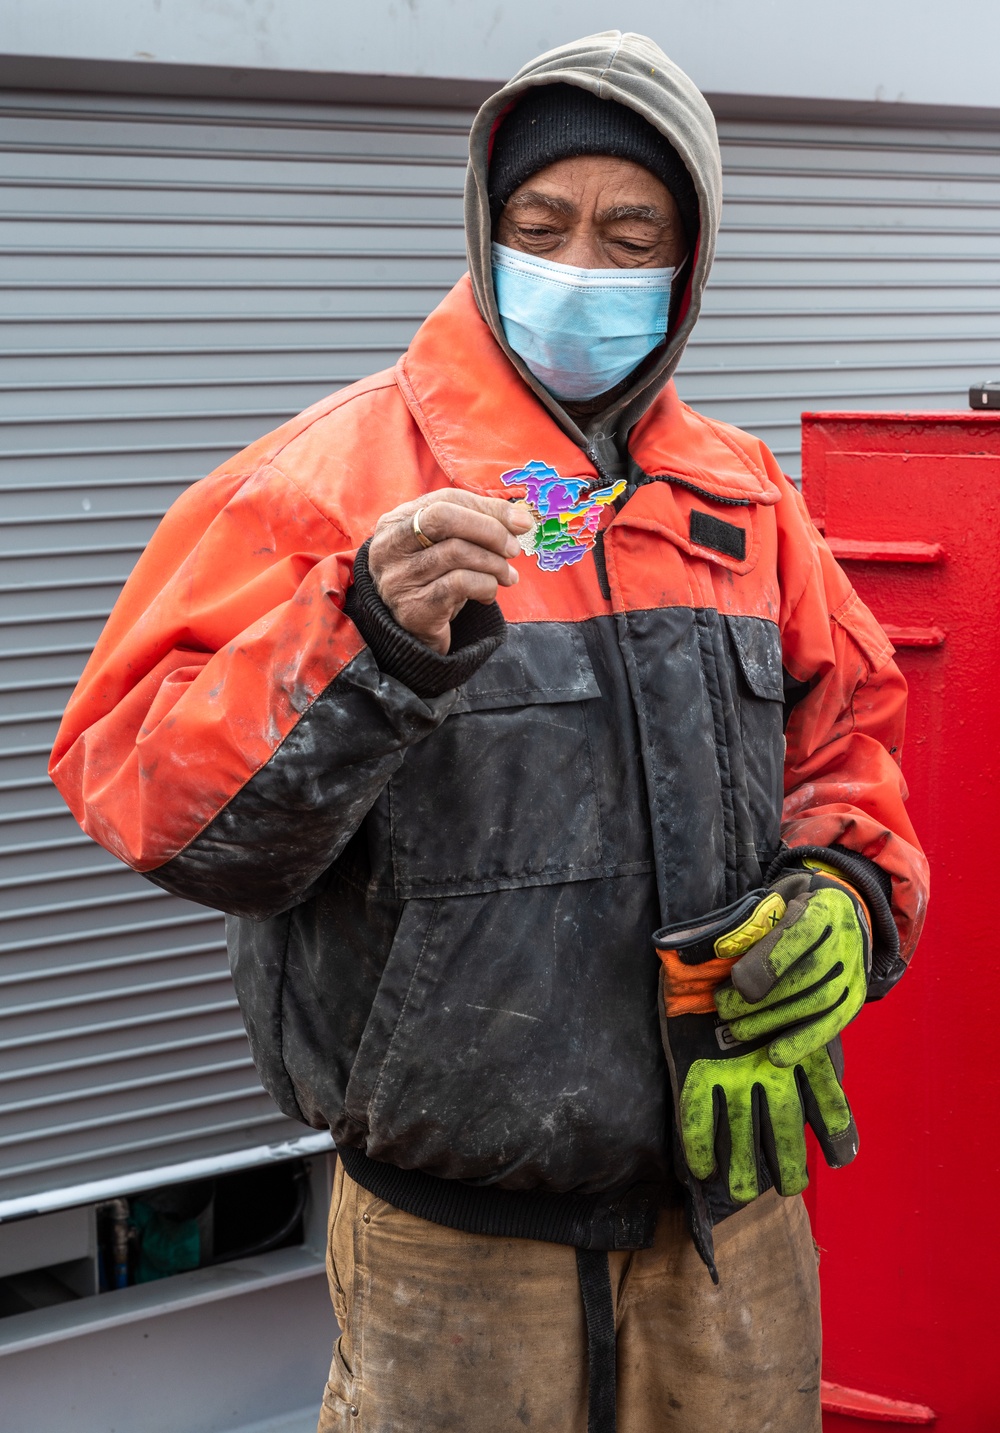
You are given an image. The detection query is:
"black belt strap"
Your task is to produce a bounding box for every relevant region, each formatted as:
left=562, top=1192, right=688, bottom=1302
left=575, top=1248, right=617, bottom=1433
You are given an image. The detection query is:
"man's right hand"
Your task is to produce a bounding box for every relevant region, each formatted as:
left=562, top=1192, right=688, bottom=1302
left=367, top=491, right=534, bottom=655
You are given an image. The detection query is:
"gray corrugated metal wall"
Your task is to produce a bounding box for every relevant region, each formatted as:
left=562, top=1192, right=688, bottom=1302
left=693, top=119, right=1000, bottom=469
left=1, top=89, right=997, bottom=1205
left=0, top=91, right=470, bottom=1205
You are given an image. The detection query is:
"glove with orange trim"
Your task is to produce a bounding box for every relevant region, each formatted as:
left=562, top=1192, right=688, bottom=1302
left=653, top=868, right=867, bottom=1210
left=714, top=861, right=873, bottom=1066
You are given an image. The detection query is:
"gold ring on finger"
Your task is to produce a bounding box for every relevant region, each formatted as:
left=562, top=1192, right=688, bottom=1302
left=412, top=507, right=435, bottom=550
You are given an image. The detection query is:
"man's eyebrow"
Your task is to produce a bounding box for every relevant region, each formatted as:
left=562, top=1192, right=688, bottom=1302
left=600, top=204, right=669, bottom=226
left=508, top=191, right=577, bottom=217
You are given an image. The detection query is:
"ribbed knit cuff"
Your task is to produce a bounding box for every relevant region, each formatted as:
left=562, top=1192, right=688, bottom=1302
left=345, top=539, right=507, bottom=699
left=766, top=843, right=905, bottom=1000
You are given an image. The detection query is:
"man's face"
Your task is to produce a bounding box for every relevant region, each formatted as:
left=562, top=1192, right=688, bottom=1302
left=495, top=154, right=686, bottom=271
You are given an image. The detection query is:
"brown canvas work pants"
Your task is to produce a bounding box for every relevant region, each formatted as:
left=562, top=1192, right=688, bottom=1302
left=317, top=1163, right=821, bottom=1433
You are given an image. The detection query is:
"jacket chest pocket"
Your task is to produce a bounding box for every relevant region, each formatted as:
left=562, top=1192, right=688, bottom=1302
left=388, top=622, right=604, bottom=898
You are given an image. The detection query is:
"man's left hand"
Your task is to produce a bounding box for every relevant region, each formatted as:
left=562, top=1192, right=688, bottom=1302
left=715, top=864, right=872, bottom=1068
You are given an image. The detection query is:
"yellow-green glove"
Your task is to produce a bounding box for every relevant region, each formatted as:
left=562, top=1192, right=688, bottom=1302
left=654, top=879, right=863, bottom=1209
left=715, top=861, right=872, bottom=1067
left=677, top=1040, right=856, bottom=1203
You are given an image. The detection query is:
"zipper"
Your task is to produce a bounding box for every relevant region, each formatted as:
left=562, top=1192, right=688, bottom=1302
left=584, top=448, right=753, bottom=597
left=657, top=475, right=751, bottom=508
left=592, top=529, right=611, bottom=600
left=585, top=444, right=618, bottom=600
left=593, top=450, right=753, bottom=510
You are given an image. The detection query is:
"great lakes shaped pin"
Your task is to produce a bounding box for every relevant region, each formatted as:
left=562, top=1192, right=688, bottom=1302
left=499, top=460, right=625, bottom=572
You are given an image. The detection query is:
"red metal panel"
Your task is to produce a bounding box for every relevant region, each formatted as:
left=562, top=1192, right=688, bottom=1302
left=801, top=411, right=1000, bottom=1432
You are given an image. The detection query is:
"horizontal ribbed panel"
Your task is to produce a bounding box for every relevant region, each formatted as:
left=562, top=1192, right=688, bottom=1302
left=2, top=89, right=997, bottom=1201
left=689, top=119, right=1000, bottom=463
left=0, top=91, right=471, bottom=1203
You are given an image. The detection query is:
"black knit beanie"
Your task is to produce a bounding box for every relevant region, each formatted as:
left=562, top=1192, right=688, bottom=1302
left=488, top=84, right=699, bottom=250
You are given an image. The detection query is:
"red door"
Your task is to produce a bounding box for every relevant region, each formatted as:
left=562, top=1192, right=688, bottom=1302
left=801, top=412, right=1000, bottom=1432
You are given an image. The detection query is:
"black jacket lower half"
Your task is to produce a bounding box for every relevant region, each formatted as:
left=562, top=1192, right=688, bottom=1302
left=221, top=606, right=787, bottom=1245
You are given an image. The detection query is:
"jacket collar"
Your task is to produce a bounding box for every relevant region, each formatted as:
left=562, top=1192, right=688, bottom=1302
left=396, top=276, right=781, bottom=506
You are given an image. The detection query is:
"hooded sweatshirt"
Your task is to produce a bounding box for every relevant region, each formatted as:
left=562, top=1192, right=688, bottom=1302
left=464, top=30, right=723, bottom=473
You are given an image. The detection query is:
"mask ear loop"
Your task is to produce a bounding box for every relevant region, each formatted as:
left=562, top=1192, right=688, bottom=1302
left=626, top=259, right=687, bottom=374
left=669, top=230, right=700, bottom=334
left=666, top=249, right=693, bottom=336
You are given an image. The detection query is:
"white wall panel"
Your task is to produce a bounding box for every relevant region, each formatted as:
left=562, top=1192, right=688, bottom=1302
left=3, top=0, right=1000, bottom=115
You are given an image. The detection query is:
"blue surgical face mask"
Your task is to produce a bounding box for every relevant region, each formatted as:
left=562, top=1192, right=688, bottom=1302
left=491, top=242, right=675, bottom=401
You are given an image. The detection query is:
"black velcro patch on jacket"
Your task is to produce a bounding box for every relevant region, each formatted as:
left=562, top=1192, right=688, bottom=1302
left=690, top=510, right=746, bottom=560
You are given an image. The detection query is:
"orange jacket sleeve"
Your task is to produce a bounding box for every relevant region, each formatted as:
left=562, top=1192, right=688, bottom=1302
left=769, top=461, right=928, bottom=976
left=48, top=461, right=455, bottom=917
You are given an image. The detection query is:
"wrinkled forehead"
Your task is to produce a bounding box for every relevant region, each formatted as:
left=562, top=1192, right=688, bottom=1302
left=502, top=167, right=680, bottom=228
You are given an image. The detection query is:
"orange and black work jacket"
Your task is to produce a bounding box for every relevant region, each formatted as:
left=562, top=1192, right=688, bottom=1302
left=51, top=278, right=928, bottom=1248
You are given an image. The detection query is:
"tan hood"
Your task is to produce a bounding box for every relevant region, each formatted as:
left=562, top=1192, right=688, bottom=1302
left=464, top=30, right=722, bottom=449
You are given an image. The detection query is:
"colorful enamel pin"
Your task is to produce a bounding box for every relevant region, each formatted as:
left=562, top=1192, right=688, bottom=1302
left=500, top=460, right=626, bottom=572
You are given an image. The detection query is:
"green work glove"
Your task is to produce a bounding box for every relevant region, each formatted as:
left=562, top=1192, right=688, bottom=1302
left=715, top=861, right=873, bottom=1067
left=654, top=888, right=860, bottom=1205
left=678, top=1040, right=856, bottom=1203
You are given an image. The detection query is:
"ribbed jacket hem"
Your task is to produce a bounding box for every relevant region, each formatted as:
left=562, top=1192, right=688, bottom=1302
left=336, top=1146, right=664, bottom=1251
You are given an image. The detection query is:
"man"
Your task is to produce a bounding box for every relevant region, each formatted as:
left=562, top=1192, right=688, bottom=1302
left=51, top=31, right=927, bottom=1433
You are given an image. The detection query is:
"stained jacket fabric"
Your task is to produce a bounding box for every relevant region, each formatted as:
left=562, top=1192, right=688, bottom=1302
left=50, top=31, right=927, bottom=1238
left=50, top=272, right=928, bottom=1214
